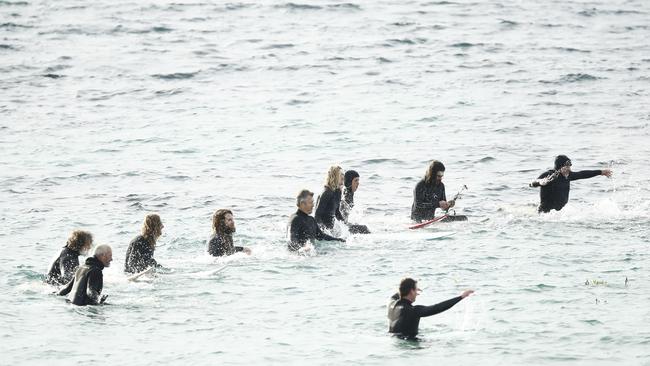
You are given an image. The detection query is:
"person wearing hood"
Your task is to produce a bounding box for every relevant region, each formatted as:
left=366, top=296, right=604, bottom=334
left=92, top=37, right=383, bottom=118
left=387, top=278, right=474, bottom=340
left=411, top=160, right=454, bottom=222
left=45, top=230, right=93, bottom=286
left=530, top=155, right=612, bottom=213
left=124, top=213, right=165, bottom=274
left=289, top=189, right=345, bottom=251
left=340, top=170, right=371, bottom=234
left=314, top=165, right=345, bottom=230
left=58, top=244, right=112, bottom=306
left=207, top=209, right=251, bottom=257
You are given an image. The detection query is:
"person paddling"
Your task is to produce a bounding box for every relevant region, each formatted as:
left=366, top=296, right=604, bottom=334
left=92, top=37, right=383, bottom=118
left=530, top=155, right=612, bottom=213
left=411, top=160, right=455, bottom=222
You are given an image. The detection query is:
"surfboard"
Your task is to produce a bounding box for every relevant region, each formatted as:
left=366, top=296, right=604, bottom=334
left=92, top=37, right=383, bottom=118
left=127, top=267, right=154, bottom=282
left=440, top=215, right=468, bottom=222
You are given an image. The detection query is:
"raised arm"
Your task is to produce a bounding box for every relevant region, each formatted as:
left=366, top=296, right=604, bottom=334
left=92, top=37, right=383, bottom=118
left=530, top=170, right=556, bottom=187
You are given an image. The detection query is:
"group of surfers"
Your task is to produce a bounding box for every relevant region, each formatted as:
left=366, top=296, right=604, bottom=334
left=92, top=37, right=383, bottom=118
left=44, top=154, right=612, bottom=339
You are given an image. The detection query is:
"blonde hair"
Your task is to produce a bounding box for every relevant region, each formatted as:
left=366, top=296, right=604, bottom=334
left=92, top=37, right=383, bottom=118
left=141, top=214, right=163, bottom=248
left=324, top=165, right=343, bottom=191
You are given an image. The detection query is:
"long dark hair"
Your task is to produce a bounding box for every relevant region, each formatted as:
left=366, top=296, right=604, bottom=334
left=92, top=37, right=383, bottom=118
left=212, top=209, right=233, bottom=236
left=424, top=160, right=445, bottom=185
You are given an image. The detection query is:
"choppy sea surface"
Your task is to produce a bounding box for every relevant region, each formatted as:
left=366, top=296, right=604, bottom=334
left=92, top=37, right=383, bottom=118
left=1, top=0, right=649, bottom=364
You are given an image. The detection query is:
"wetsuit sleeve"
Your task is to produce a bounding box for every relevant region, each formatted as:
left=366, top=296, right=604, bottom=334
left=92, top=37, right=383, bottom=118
left=235, top=246, right=244, bottom=252
left=413, top=296, right=462, bottom=317
left=530, top=170, right=553, bottom=187
left=58, top=278, right=74, bottom=296
left=335, top=206, right=344, bottom=221
left=316, top=226, right=343, bottom=241
left=86, top=270, right=103, bottom=305
left=569, top=170, right=602, bottom=181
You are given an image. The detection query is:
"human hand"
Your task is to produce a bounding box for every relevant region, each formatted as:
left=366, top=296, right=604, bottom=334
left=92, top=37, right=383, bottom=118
left=461, top=289, right=474, bottom=298
left=439, top=201, right=450, bottom=210
left=602, top=169, right=612, bottom=178
left=448, top=199, right=456, bottom=208
left=243, top=247, right=252, bottom=255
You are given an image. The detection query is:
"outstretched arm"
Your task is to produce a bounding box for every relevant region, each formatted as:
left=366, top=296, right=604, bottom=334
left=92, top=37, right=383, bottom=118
left=414, top=290, right=474, bottom=317
left=570, top=169, right=611, bottom=181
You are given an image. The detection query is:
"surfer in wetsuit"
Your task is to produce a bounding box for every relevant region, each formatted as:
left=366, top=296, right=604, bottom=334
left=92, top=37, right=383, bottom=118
left=530, top=155, right=612, bottom=213
left=58, top=244, right=112, bottom=306
left=388, top=278, right=474, bottom=339
left=124, top=213, right=166, bottom=274
left=45, top=230, right=93, bottom=286
left=411, top=160, right=455, bottom=222
left=289, top=189, right=345, bottom=251
left=314, top=165, right=345, bottom=230
left=207, top=209, right=251, bottom=256
left=340, top=170, right=370, bottom=234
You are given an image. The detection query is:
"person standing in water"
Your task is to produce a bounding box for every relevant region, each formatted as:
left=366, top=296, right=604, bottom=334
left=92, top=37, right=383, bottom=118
left=289, top=189, right=345, bottom=251
left=124, top=213, right=165, bottom=274
left=314, top=165, right=345, bottom=231
left=207, top=209, right=251, bottom=257
left=530, top=155, right=612, bottom=213
left=58, top=244, right=113, bottom=306
left=46, top=230, right=93, bottom=286
left=388, top=278, right=474, bottom=339
left=340, top=170, right=370, bottom=234
left=411, top=160, right=455, bottom=222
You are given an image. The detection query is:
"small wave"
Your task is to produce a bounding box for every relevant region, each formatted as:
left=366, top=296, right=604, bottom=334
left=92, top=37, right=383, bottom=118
left=1, top=22, right=32, bottom=29
left=261, top=43, right=294, bottom=49
left=275, top=3, right=322, bottom=10
left=0, top=44, right=18, bottom=50
left=449, top=42, right=483, bottom=48
left=550, top=47, right=591, bottom=53
left=151, top=71, right=199, bottom=80
left=287, top=99, right=311, bottom=105
left=540, top=73, right=602, bottom=84
left=391, top=22, right=414, bottom=27
left=377, top=57, right=393, bottom=63
left=477, top=156, right=495, bottom=163
left=499, top=19, right=518, bottom=26
left=361, top=158, right=404, bottom=165
left=327, top=3, right=361, bottom=10
left=422, top=1, right=458, bottom=5
left=42, top=73, right=64, bottom=79
left=152, top=26, right=173, bottom=33
left=0, top=1, right=29, bottom=5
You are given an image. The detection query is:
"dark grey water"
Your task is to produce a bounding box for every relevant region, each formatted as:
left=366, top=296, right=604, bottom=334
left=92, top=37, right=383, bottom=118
left=1, top=0, right=649, bottom=364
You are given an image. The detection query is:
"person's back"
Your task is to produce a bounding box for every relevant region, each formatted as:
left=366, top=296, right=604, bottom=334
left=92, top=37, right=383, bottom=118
left=207, top=233, right=244, bottom=256
left=58, top=256, right=106, bottom=306
left=315, top=187, right=343, bottom=229
left=124, top=235, right=158, bottom=274
left=46, top=247, right=80, bottom=286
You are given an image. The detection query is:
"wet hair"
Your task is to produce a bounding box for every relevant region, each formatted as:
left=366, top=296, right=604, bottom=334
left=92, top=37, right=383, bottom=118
left=141, top=214, right=163, bottom=248
left=93, top=244, right=112, bottom=257
left=424, top=160, right=445, bottom=185
left=212, top=209, right=233, bottom=235
left=325, top=165, right=343, bottom=191
left=66, top=230, right=93, bottom=252
left=296, top=189, right=314, bottom=207
left=399, top=278, right=418, bottom=298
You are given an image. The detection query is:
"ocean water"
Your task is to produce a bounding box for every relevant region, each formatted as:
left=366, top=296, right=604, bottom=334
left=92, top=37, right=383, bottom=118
left=1, top=0, right=649, bottom=364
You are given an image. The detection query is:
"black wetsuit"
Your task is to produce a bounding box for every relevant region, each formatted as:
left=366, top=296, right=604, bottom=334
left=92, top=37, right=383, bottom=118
left=124, top=235, right=160, bottom=274
left=288, top=209, right=343, bottom=251
left=340, top=188, right=371, bottom=234
left=533, top=169, right=602, bottom=213
left=388, top=293, right=462, bottom=339
left=58, top=256, right=105, bottom=306
left=315, top=187, right=344, bottom=229
left=207, top=233, right=244, bottom=257
left=45, top=246, right=80, bottom=285
left=411, top=179, right=446, bottom=222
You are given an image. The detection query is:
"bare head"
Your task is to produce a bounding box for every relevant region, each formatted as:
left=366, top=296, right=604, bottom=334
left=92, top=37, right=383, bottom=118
left=325, top=165, right=344, bottom=191
left=212, top=209, right=235, bottom=235
left=424, top=160, right=445, bottom=186
left=399, top=277, right=421, bottom=302
left=66, top=230, right=93, bottom=255
left=142, top=213, right=164, bottom=246
left=93, top=244, right=113, bottom=267
left=296, top=189, right=315, bottom=214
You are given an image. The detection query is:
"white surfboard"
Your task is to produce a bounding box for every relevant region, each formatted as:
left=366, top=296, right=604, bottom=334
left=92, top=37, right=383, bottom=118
left=370, top=231, right=456, bottom=241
